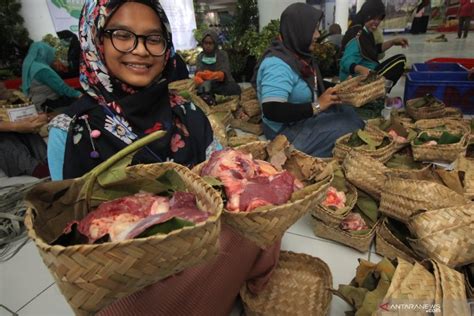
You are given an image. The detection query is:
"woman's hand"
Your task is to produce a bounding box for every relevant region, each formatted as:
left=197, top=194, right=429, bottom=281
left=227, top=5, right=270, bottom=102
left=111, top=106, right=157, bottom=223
left=391, top=37, right=409, bottom=48
left=318, top=87, right=342, bottom=111
left=12, top=114, right=48, bottom=133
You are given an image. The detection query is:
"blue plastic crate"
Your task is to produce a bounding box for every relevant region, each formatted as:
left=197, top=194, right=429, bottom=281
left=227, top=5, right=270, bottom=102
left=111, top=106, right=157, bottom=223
left=404, top=72, right=474, bottom=114
left=412, top=62, right=467, bottom=72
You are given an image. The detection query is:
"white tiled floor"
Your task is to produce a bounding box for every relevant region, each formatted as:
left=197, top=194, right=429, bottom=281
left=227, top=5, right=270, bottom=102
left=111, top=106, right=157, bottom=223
left=1, top=32, right=473, bottom=316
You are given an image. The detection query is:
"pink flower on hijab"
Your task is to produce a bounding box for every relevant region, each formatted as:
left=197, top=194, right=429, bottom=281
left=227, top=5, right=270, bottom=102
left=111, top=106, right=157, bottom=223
left=171, top=134, right=185, bottom=152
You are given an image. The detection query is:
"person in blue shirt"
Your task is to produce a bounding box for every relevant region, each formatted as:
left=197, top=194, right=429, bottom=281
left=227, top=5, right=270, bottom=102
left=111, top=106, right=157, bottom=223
left=340, top=0, right=408, bottom=87
left=254, top=3, right=364, bottom=158
left=21, top=42, right=81, bottom=110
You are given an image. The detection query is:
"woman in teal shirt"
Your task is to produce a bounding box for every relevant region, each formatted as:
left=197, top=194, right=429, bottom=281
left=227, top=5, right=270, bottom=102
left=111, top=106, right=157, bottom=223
left=340, top=0, right=408, bottom=88
left=254, top=3, right=364, bottom=157
left=22, top=42, right=81, bottom=110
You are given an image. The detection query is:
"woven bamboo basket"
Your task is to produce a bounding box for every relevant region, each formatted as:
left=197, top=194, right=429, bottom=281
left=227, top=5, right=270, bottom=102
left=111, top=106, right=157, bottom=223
left=375, top=218, right=421, bottom=264
left=384, top=258, right=414, bottom=300
left=24, top=135, right=223, bottom=315
left=412, top=118, right=470, bottom=163
left=227, top=135, right=260, bottom=147
left=407, top=204, right=474, bottom=268
left=311, top=217, right=378, bottom=253
left=194, top=141, right=333, bottom=249
left=312, top=180, right=357, bottom=227
left=411, top=130, right=469, bottom=163
left=189, top=92, right=212, bottom=115
left=333, top=133, right=397, bottom=163
left=391, top=109, right=415, bottom=129
left=342, top=150, right=388, bottom=200
left=240, top=251, right=332, bottom=316
left=386, top=262, right=436, bottom=302
left=334, top=75, right=385, bottom=107
left=212, top=96, right=239, bottom=112
left=444, top=107, right=463, bottom=119
left=414, top=118, right=471, bottom=135
left=168, top=78, right=195, bottom=93
left=207, top=112, right=228, bottom=146
left=431, top=260, right=470, bottom=316
left=240, top=87, right=257, bottom=102
left=380, top=177, right=469, bottom=223
left=406, top=97, right=446, bottom=120
left=230, top=118, right=263, bottom=135
left=241, top=99, right=261, bottom=117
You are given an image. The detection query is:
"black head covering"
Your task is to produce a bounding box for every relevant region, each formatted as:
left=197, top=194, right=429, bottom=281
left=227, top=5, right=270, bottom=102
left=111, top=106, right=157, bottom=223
left=341, top=0, right=385, bottom=62
left=252, top=3, right=324, bottom=95
left=201, top=29, right=219, bottom=54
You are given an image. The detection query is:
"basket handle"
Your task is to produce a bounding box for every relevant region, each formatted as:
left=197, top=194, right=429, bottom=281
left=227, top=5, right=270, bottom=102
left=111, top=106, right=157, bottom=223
left=81, top=130, right=166, bottom=210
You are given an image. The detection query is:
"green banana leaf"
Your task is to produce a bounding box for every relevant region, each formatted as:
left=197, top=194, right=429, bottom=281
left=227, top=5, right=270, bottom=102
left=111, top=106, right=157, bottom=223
left=355, top=272, right=391, bottom=316
left=355, top=191, right=378, bottom=224
left=137, top=217, right=195, bottom=238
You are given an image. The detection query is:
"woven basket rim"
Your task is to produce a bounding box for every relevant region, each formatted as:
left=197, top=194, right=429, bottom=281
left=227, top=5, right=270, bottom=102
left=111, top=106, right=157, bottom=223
left=314, top=180, right=358, bottom=219
left=240, top=250, right=332, bottom=315
left=25, top=161, right=222, bottom=251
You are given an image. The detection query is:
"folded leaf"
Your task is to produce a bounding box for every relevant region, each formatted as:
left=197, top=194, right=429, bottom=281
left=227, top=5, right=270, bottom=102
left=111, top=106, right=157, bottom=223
left=156, top=169, right=187, bottom=194
left=438, top=131, right=461, bottom=145
left=355, top=259, right=377, bottom=286
left=136, top=217, right=194, bottom=238
left=356, top=191, right=378, bottom=224
left=356, top=272, right=391, bottom=316
left=337, top=284, right=369, bottom=310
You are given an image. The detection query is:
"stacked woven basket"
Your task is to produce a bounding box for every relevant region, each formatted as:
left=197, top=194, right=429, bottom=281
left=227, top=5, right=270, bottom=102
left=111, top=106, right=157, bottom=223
left=313, top=95, right=474, bottom=311
left=171, top=82, right=263, bottom=147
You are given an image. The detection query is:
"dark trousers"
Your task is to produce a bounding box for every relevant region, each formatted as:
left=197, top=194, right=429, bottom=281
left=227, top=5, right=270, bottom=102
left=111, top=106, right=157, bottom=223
left=0, top=133, right=46, bottom=177
left=458, top=16, right=471, bottom=38
left=375, top=54, right=407, bottom=89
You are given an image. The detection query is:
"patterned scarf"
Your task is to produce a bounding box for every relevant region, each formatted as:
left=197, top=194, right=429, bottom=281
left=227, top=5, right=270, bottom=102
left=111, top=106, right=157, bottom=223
left=62, top=0, right=213, bottom=179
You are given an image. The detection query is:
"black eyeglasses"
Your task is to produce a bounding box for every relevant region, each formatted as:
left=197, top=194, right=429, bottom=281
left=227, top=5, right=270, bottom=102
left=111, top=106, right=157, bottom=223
left=103, top=29, right=167, bottom=56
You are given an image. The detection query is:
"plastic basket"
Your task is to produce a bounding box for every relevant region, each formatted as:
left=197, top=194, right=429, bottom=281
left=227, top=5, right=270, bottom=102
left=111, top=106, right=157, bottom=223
left=404, top=72, right=474, bottom=114
left=412, top=63, right=467, bottom=72
left=426, top=58, right=474, bottom=70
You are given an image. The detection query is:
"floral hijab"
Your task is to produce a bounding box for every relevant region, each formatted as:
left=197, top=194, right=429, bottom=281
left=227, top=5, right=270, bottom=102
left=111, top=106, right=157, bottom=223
left=61, top=0, right=213, bottom=179
left=78, top=0, right=173, bottom=108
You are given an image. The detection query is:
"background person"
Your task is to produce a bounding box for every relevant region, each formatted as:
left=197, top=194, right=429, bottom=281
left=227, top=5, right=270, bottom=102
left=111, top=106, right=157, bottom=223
left=340, top=0, right=408, bottom=87
left=458, top=0, right=474, bottom=39
left=21, top=42, right=81, bottom=111
left=195, top=30, right=241, bottom=96
left=254, top=3, right=364, bottom=158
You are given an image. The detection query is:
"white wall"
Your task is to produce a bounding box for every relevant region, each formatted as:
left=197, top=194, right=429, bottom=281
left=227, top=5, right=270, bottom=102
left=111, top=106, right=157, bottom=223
left=257, top=0, right=305, bottom=30
left=20, top=0, right=56, bottom=41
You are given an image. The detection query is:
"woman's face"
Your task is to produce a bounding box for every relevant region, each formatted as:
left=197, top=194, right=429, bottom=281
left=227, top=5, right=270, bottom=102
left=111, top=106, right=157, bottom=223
left=103, top=2, right=166, bottom=87
left=202, top=35, right=215, bottom=55
left=308, top=25, right=321, bottom=52
left=365, top=16, right=383, bottom=32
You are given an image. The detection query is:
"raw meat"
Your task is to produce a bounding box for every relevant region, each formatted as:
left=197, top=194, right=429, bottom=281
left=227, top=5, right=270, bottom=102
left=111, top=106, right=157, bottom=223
left=65, top=192, right=208, bottom=243
left=201, top=149, right=302, bottom=212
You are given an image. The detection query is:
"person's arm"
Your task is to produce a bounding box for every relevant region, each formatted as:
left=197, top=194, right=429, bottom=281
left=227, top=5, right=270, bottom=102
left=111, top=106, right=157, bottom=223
left=47, top=127, right=67, bottom=181
left=0, top=114, right=48, bottom=133
left=34, top=68, right=81, bottom=98
left=381, top=37, right=409, bottom=52
left=340, top=39, right=370, bottom=77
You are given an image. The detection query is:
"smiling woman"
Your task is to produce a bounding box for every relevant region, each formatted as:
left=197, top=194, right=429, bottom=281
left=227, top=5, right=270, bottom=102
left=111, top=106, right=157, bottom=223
left=45, top=1, right=280, bottom=314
